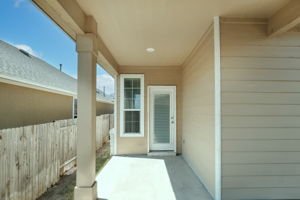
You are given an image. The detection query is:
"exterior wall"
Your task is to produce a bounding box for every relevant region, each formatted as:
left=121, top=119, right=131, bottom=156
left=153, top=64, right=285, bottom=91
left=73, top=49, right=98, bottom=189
left=0, top=82, right=72, bottom=129
left=0, top=82, right=114, bottom=129
left=116, top=66, right=182, bottom=154
left=96, top=101, right=113, bottom=115
left=220, top=23, right=300, bottom=199
left=181, top=28, right=215, bottom=196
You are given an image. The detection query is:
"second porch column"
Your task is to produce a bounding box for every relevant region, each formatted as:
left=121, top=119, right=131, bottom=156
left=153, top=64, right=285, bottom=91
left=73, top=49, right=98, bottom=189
left=74, top=33, right=97, bottom=200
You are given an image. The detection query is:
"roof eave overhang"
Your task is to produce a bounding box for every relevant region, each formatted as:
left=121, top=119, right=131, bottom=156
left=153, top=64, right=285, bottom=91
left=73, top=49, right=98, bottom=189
left=0, top=75, right=114, bottom=104
left=32, top=0, right=119, bottom=76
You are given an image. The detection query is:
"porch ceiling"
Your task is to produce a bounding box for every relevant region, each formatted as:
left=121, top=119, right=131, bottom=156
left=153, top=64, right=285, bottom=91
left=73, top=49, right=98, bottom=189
left=76, top=0, right=289, bottom=67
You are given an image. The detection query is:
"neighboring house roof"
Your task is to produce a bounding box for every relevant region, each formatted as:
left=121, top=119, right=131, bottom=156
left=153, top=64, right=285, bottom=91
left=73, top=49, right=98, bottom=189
left=0, top=40, right=113, bottom=103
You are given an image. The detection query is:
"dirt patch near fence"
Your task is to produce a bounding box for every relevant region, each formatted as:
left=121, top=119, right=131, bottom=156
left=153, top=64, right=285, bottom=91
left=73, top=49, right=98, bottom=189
left=38, top=142, right=111, bottom=200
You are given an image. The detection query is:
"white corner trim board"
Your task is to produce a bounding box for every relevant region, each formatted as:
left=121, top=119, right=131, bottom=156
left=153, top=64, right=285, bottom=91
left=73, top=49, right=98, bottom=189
left=214, top=16, right=222, bottom=200
left=113, top=74, right=118, bottom=155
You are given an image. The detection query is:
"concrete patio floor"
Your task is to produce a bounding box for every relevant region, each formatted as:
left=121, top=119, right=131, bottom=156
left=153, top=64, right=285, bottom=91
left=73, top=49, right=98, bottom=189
left=96, top=155, right=213, bottom=200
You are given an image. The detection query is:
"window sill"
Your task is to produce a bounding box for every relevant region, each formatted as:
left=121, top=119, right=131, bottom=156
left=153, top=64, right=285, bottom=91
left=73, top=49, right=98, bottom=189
left=120, top=133, right=144, bottom=137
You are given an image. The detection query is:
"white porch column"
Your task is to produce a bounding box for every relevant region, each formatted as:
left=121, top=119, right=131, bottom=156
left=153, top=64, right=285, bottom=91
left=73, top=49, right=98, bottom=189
left=74, top=33, right=97, bottom=200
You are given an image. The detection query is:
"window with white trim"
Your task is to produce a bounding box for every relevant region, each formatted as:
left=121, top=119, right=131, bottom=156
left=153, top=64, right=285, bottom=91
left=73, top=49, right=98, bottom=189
left=120, top=74, right=144, bottom=137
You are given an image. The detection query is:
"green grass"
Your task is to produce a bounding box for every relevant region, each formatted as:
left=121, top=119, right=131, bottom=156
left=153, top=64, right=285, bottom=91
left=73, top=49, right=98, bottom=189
left=62, top=152, right=111, bottom=200
left=62, top=179, right=76, bottom=200
left=96, top=151, right=111, bottom=172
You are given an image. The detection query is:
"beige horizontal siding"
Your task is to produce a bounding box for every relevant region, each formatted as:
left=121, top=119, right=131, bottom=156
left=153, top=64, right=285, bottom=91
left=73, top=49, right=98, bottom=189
left=222, top=57, right=300, bottom=70
left=222, top=140, right=300, bottom=152
left=222, top=116, right=300, bottom=128
left=221, top=23, right=300, bottom=199
left=222, top=188, right=300, bottom=200
left=223, top=164, right=300, bottom=176
left=222, top=45, right=300, bottom=58
left=223, top=176, right=300, bottom=188
left=223, top=81, right=300, bottom=93
left=222, top=152, right=300, bottom=164
left=223, top=104, right=300, bottom=116
left=222, top=69, right=300, bottom=81
left=222, top=128, right=300, bottom=140
left=222, top=92, right=300, bottom=105
left=182, top=28, right=215, bottom=197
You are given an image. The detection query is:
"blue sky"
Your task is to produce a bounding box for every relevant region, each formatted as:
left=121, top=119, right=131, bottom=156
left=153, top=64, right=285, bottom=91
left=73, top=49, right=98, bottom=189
left=0, top=0, right=114, bottom=94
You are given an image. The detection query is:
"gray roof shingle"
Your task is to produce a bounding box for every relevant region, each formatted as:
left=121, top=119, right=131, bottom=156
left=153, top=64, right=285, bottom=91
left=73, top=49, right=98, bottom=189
left=0, top=40, right=113, bottom=103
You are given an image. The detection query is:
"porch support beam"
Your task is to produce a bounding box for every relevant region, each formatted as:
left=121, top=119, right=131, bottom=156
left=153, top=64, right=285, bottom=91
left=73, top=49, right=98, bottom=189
left=74, top=33, right=98, bottom=200
left=32, top=0, right=119, bottom=75
left=268, top=0, right=300, bottom=37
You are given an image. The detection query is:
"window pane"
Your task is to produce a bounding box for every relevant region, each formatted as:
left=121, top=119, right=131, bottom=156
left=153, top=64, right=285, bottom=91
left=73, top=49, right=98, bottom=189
left=125, top=89, right=132, bottom=98
left=133, top=89, right=140, bottom=109
left=125, top=98, right=133, bottom=109
left=125, top=122, right=132, bottom=133
left=133, top=79, right=140, bottom=88
left=132, top=111, right=140, bottom=121
left=132, top=122, right=140, bottom=133
left=124, top=78, right=141, bottom=109
left=124, top=111, right=140, bottom=133
left=124, top=79, right=132, bottom=88
left=125, top=111, right=132, bottom=120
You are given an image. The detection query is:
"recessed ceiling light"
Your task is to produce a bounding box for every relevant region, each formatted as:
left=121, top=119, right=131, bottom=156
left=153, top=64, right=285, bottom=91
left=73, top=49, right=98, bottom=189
left=146, top=48, right=155, bottom=53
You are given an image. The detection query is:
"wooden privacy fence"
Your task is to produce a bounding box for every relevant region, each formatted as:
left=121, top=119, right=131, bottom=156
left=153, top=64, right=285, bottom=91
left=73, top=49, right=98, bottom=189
left=0, top=114, right=113, bottom=200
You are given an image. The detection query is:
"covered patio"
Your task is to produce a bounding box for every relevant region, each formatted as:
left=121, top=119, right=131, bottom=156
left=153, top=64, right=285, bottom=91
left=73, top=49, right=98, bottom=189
left=96, top=156, right=212, bottom=200
left=31, top=0, right=300, bottom=200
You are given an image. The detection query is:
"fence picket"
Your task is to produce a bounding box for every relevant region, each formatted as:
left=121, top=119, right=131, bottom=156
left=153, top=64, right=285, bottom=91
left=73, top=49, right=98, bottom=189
left=0, top=129, right=6, bottom=199
left=32, top=125, right=38, bottom=199
left=0, top=114, right=113, bottom=200
left=24, top=126, right=31, bottom=200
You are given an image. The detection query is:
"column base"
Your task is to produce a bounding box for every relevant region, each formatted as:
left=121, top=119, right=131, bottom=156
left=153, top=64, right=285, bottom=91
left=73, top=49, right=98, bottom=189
left=74, top=181, right=97, bottom=200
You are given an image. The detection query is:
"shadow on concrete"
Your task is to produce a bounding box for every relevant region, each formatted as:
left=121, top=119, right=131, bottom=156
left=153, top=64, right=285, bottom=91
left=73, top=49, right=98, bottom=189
left=97, top=155, right=213, bottom=200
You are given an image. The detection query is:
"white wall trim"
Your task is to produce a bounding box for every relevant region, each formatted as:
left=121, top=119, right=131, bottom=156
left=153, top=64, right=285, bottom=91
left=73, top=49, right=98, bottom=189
left=173, top=86, right=177, bottom=154
left=0, top=75, right=76, bottom=97
left=214, top=16, right=222, bottom=200
left=120, top=74, right=144, bottom=137
left=113, top=75, right=118, bottom=155
left=147, top=86, right=150, bottom=153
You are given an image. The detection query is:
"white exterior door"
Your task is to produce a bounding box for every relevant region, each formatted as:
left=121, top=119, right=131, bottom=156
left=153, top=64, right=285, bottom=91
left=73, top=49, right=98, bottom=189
left=149, top=86, right=176, bottom=151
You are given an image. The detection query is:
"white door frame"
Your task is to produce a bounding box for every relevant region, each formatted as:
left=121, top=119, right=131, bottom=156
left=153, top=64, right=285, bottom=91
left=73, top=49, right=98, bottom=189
left=147, top=86, right=176, bottom=152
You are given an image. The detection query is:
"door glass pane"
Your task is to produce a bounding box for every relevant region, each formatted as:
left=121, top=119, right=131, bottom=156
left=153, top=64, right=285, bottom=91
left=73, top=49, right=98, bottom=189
left=125, top=111, right=140, bottom=133
left=154, top=94, right=170, bottom=143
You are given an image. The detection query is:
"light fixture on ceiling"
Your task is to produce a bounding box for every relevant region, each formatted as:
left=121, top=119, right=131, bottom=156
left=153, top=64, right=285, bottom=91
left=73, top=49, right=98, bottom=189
left=146, top=47, right=155, bottom=53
